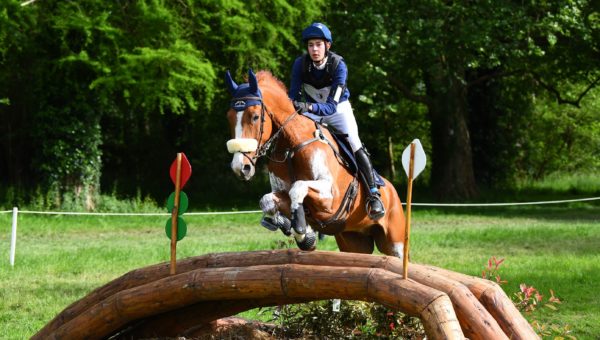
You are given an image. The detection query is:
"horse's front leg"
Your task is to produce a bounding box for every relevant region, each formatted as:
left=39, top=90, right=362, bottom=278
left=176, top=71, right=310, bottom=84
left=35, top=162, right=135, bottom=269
left=259, top=191, right=292, bottom=236
left=288, top=178, right=333, bottom=250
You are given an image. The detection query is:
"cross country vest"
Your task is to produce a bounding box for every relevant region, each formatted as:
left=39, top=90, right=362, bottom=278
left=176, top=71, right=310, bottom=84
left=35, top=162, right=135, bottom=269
left=301, top=51, right=343, bottom=90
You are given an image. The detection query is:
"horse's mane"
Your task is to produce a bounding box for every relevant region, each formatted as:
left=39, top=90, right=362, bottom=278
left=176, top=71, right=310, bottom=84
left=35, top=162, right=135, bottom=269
left=255, top=70, right=288, bottom=97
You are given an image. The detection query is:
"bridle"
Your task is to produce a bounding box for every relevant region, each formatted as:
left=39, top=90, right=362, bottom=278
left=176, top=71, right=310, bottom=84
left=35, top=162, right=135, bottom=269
left=231, top=96, right=298, bottom=166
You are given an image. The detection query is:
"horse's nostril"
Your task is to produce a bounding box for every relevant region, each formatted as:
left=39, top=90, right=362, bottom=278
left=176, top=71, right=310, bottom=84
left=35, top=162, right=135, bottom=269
left=242, top=164, right=252, bottom=176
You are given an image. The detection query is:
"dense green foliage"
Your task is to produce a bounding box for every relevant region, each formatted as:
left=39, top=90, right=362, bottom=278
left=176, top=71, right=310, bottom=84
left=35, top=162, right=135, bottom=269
left=0, top=0, right=598, bottom=207
left=329, top=0, right=600, bottom=198
left=0, top=0, right=324, bottom=208
left=1, top=201, right=598, bottom=338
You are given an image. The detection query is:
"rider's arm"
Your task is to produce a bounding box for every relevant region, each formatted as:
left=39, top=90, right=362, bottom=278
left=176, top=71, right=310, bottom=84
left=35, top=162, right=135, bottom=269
left=310, top=61, right=350, bottom=116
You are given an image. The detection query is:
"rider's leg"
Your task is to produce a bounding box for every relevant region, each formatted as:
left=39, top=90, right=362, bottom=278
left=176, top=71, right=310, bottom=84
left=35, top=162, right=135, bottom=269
left=322, top=101, right=385, bottom=220
left=355, top=147, right=385, bottom=220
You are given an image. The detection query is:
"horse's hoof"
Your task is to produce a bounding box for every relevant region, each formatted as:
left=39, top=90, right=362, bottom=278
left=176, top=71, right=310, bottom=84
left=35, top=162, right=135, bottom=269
left=260, top=216, right=279, bottom=231
left=296, top=230, right=316, bottom=251
left=261, top=213, right=292, bottom=235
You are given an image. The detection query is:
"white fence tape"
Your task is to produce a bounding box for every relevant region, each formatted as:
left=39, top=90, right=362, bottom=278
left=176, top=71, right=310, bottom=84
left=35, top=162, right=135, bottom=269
left=409, top=196, right=600, bottom=207
left=3, top=196, right=599, bottom=266
left=1, top=196, right=598, bottom=217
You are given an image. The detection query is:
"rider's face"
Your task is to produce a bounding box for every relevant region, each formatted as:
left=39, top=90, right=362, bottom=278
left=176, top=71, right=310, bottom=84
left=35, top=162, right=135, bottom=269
left=307, top=39, right=330, bottom=64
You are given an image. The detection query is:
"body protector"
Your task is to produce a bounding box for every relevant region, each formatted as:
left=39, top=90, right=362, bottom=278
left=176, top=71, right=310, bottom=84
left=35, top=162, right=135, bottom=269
left=301, top=51, right=345, bottom=104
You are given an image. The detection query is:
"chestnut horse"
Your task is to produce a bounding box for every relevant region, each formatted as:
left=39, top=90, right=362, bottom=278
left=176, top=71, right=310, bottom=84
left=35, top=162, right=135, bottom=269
left=225, top=69, right=406, bottom=257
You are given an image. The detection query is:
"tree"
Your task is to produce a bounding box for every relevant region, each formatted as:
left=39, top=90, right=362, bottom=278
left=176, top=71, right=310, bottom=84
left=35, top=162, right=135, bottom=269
left=0, top=0, right=325, bottom=207
left=329, top=0, right=599, bottom=200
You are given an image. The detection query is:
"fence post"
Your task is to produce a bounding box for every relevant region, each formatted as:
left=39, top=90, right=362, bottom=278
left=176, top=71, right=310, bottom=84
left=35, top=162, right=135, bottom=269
left=10, top=207, right=18, bottom=267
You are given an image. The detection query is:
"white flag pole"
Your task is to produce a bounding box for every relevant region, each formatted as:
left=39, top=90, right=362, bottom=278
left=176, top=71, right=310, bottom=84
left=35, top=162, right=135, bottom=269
left=10, top=207, right=18, bottom=266
left=403, top=143, right=415, bottom=279
left=401, top=139, right=426, bottom=280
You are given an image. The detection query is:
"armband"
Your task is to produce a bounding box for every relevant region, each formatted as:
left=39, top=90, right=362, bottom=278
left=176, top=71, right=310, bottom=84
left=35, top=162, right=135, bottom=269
left=333, top=85, right=344, bottom=104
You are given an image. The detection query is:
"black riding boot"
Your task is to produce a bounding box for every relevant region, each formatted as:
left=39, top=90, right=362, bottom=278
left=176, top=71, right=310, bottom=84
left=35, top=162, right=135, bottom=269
left=355, top=148, right=385, bottom=220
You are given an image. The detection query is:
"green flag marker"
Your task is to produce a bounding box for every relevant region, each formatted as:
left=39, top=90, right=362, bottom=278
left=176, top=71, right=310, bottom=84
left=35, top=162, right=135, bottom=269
left=165, top=217, right=187, bottom=241
left=167, top=191, right=189, bottom=215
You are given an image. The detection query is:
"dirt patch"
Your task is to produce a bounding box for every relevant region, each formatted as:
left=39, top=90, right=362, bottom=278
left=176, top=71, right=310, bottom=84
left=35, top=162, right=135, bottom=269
left=187, top=317, right=278, bottom=339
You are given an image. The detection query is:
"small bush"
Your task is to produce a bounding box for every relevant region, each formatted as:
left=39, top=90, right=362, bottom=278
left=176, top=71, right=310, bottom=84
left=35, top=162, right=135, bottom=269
left=269, top=300, right=425, bottom=339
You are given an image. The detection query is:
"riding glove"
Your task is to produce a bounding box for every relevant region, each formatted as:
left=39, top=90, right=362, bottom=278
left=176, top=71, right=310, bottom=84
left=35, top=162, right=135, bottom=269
left=293, top=100, right=311, bottom=113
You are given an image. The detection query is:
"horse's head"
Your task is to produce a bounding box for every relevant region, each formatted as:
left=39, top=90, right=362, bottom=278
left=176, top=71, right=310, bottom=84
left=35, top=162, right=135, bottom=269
left=225, top=69, right=274, bottom=180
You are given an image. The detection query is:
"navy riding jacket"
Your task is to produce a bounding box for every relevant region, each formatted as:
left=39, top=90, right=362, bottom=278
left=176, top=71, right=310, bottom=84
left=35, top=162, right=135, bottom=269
left=288, top=54, right=351, bottom=116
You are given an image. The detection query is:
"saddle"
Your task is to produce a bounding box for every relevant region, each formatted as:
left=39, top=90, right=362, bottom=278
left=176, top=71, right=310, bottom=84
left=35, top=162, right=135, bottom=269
left=314, top=122, right=384, bottom=187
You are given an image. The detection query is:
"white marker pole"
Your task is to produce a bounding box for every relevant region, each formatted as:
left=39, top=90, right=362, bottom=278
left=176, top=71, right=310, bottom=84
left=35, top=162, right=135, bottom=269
left=10, top=207, right=18, bottom=266
left=401, top=139, right=427, bottom=280
left=403, top=143, right=415, bottom=280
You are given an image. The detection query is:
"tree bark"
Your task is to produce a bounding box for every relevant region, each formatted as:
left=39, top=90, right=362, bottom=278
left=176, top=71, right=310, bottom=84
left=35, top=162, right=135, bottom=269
left=424, top=61, right=478, bottom=200
left=388, top=135, right=396, bottom=182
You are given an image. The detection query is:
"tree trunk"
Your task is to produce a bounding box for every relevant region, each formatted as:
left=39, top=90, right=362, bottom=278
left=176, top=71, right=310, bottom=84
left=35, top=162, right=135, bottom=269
left=424, top=62, right=478, bottom=200
left=387, top=135, right=396, bottom=182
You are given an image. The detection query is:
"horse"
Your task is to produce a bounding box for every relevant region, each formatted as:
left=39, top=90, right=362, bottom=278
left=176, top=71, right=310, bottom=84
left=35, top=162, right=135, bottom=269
left=225, top=69, right=406, bottom=257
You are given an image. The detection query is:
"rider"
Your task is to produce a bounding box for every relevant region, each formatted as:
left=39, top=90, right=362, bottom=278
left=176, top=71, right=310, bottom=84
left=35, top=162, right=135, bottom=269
left=289, top=22, right=385, bottom=220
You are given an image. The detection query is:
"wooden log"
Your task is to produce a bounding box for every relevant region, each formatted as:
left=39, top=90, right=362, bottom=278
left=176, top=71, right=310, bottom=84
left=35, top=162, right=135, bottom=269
left=291, top=251, right=507, bottom=339
left=116, top=298, right=312, bottom=338
left=34, top=249, right=532, bottom=339
left=418, top=264, right=539, bottom=340
left=32, top=251, right=270, bottom=338
left=206, top=250, right=506, bottom=339
left=44, top=264, right=462, bottom=340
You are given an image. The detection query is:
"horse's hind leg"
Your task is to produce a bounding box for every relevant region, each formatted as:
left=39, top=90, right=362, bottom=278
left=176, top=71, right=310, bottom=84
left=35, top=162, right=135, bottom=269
left=373, top=193, right=406, bottom=259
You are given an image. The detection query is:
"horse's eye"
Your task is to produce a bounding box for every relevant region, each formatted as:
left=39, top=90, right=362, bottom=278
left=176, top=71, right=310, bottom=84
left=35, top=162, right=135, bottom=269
left=252, top=114, right=260, bottom=122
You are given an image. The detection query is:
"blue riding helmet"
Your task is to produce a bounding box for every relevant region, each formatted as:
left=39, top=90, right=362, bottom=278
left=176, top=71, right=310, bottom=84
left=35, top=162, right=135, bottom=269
left=302, top=22, right=332, bottom=43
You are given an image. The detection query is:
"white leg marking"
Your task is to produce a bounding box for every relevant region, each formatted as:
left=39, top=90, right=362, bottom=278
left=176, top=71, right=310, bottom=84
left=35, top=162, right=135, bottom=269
left=269, top=172, right=290, bottom=192
left=308, top=149, right=333, bottom=199
left=288, top=149, right=333, bottom=210
left=260, top=193, right=278, bottom=215
left=393, top=242, right=404, bottom=259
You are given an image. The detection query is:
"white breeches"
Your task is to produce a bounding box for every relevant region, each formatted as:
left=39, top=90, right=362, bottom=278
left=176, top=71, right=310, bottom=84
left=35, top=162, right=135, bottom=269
left=303, top=100, right=362, bottom=152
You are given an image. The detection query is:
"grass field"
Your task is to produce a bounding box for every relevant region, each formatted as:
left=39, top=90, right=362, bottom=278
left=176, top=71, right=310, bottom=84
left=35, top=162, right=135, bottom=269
left=0, top=200, right=599, bottom=339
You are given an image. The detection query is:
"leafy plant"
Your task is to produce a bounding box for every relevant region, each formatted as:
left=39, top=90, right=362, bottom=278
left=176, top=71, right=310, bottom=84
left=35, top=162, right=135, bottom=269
left=481, top=255, right=508, bottom=285
left=271, top=300, right=425, bottom=339
left=483, top=256, right=572, bottom=339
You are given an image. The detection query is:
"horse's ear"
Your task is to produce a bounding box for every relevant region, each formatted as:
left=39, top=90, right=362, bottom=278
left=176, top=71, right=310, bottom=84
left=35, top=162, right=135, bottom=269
left=248, top=69, right=258, bottom=94
left=225, top=70, right=238, bottom=95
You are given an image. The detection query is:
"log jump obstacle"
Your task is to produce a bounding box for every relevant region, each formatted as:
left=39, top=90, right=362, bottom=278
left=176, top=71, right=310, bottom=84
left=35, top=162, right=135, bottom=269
left=33, top=249, right=538, bottom=339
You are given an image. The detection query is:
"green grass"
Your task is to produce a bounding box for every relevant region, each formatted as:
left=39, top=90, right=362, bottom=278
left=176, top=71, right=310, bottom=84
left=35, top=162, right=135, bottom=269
left=0, top=202, right=599, bottom=339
